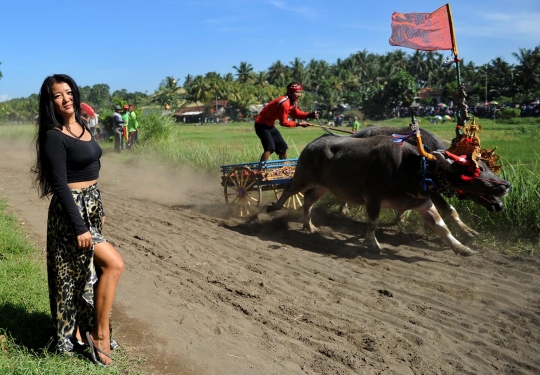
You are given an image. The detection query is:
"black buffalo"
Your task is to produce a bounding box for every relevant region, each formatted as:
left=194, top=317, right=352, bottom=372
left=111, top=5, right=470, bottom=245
left=342, top=126, right=504, bottom=239
left=267, top=134, right=510, bottom=256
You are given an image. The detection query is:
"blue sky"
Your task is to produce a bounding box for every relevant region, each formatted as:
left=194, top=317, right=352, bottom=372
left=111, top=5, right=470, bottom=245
left=1, top=0, right=538, bottom=101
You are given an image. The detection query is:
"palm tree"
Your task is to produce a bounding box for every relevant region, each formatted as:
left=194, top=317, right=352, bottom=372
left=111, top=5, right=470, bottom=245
left=351, top=49, right=373, bottom=81
left=512, top=47, right=540, bottom=97
left=267, top=60, right=290, bottom=86
left=232, top=62, right=254, bottom=84
left=488, top=57, right=515, bottom=99
left=289, top=57, right=305, bottom=82
left=183, top=74, right=194, bottom=88
left=408, top=51, right=429, bottom=87
left=185, top=75, right=210, bottom=112
left=387, top=49, right=409, bottom=73
left=151, top=76, right=186, bottom=109
left=253, top=71, right=268, bottom=87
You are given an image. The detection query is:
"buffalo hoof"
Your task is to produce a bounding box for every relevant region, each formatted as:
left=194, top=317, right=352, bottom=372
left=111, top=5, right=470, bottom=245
left=302, top=223, right=318, bottom=233
left=365, top=239, right=382, bottom=251
left=454, top=245, right=477, bottom=256
left=383, top=247, right=401, bottom=254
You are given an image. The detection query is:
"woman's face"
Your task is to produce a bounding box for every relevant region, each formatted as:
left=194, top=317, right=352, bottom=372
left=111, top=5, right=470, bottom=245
left=51, top=82, right=74, bottom=118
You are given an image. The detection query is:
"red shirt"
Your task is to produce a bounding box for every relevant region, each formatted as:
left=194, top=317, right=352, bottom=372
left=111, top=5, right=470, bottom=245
left=255, top=95, right=309, bottom=127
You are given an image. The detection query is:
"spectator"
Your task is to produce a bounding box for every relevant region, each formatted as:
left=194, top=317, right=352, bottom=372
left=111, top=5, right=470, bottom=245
left=352, top=117, right=360, bottom=132
left=112, top=105, right=125, bottom=153
left=121, top=105, right=129, bottom=149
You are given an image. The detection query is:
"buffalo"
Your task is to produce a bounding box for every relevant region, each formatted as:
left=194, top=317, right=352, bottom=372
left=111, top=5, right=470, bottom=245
left=267, top=134, right=510, bottom=256
left=340, top=126, right=504, bottom=239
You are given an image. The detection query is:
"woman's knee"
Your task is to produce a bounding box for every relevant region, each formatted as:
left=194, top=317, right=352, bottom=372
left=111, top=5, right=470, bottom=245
left=94, top=243, right=124, bottom=275
left=111, top=256, right=125, bottom=276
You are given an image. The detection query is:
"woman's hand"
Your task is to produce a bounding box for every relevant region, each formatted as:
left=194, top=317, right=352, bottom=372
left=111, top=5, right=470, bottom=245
left=102, top=216, right=106, bottom=226
left=77, top=231, right=93, bottom=249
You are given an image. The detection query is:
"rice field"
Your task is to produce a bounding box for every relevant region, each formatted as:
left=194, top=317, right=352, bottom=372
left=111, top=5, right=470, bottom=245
left=2, top=117, right=539, bottom=254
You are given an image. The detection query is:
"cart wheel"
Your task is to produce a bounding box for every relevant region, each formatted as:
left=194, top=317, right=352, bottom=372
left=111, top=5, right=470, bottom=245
left=224, top=167, right=262, bottom=217
left=274, top=188, right=304, bottom=210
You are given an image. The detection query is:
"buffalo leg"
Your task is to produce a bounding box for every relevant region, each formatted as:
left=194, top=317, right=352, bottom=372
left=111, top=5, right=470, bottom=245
left=431, top=193, right=479, bottom=238
left=364, top=199, right=382, bottom=250
left=302, top=187, right=327, bottom=233
left=267, top=179, right=309, bottom=213
left=416, top=200, right=476, bottom=256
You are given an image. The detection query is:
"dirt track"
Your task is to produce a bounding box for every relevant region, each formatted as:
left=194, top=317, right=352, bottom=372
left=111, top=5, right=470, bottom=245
left=1, top=139, right=539, bottom=375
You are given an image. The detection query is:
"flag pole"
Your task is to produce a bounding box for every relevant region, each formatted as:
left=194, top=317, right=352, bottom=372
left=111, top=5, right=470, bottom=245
left=446, top=3, right=468, bottom=139
left=446, top=3, right=458, bottom=56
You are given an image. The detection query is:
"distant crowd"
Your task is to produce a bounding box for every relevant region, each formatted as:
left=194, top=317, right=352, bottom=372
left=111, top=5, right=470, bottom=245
left=387, top=101, right=540, bottom=121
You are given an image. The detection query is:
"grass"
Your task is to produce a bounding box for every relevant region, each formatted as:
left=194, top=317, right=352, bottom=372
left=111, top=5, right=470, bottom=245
left=0, top=199, right=146, bottom=374
left=2, top=118, right=539, bottom=256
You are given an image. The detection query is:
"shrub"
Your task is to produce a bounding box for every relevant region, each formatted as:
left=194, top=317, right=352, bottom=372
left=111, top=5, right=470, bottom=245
left=499, top=108, right=520, bottom=120
left=343, top=110, right=364, bottom=121
left=138, top=109, right=173, bottom=143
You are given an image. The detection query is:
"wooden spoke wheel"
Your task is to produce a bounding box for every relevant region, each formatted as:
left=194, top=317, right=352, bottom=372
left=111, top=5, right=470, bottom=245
left=274, top=188, right=304, bottom=210
left=224, top=167, right=261, bottom=217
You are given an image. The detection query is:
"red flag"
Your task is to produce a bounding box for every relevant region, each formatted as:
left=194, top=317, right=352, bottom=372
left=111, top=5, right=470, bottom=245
left=389, top=5, right=454, bottom=52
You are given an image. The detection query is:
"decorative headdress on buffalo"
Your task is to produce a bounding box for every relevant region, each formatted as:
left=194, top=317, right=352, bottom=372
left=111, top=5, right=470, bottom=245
left=393, top=115, right=502, bottom=186
left=447, top=117, right=502, bottom=174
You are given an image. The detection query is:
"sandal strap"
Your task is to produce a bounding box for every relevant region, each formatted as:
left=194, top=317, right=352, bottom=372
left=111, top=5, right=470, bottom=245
left=93, top=344, right=112, bottom=360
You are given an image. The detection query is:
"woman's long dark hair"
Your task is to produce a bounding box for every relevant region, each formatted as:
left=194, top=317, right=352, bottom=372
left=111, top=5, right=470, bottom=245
left=32, top=74, right=84, bottom=198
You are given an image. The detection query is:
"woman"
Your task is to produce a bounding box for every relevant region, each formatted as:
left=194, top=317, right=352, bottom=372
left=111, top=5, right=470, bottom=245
left=32, top=74, right=124, bottom=366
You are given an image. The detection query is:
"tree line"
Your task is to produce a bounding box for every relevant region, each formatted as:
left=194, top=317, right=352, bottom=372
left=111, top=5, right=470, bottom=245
left=1, top=44, right=539, bottom=123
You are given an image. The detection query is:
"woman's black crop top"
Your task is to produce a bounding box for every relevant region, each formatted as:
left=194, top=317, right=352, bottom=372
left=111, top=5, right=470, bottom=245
left=43, top=128, right=102, bottom=235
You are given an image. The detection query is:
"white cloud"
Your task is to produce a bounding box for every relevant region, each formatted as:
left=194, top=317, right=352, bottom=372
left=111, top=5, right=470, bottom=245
left=0, top=94, right=10, bottom=102
left=267, top=0, right=317, bottom=19
left=459, top=12, right=540, bottom=41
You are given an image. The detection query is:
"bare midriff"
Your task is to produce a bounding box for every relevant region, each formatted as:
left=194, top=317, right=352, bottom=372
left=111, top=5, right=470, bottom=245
left=68, top=180, right=97, bottom=189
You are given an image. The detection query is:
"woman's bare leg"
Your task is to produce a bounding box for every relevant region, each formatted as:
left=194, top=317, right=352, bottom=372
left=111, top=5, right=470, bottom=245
left=90, top=242, right=124, bottom=365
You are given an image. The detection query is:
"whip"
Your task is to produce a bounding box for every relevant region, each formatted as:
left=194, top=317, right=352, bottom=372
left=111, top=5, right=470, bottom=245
left=306, top=122, right=354, bottom=134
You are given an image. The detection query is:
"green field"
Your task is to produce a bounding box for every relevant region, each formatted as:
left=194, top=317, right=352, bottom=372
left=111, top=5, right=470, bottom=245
left=3, top=116, right=539, bottom=166
left=1, top=117, right=539, bottom=254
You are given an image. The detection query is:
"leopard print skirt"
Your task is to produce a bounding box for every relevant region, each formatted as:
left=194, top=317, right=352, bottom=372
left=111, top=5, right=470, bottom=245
left=46, top=183, right=113, bottom=353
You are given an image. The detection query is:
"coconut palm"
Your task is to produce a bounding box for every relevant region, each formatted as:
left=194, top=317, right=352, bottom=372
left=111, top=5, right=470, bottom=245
left=487, top=57, right=515, bottom=98
left=267, top=60, right=290, bottom=86
left=185, top=75, right=210, bottom=112
left=253, top=71, right=268, bottom=87
left=151, top=76, right=186, bottom=109
left=183, top=74, right=194, bottom=88
left=408, top=51, right=429, bottom=87
left=289, top=57, right=305, bottom=82
left=232, top=61, right=254, bottom=84
left=512, top=47, right=540, bottom=96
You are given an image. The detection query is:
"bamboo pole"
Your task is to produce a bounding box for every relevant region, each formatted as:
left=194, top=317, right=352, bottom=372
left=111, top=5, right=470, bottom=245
left=306, top=123, right=354, bottom=134
left=446, top=3, right=458, bottom=56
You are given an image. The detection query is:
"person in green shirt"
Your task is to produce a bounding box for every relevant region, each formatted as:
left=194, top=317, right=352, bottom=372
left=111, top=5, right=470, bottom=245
left=127, top=104, right=139, bottom=147
left=352, top=117, right=360, bottom=133
left=121, top=105, right=130, bottom=149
